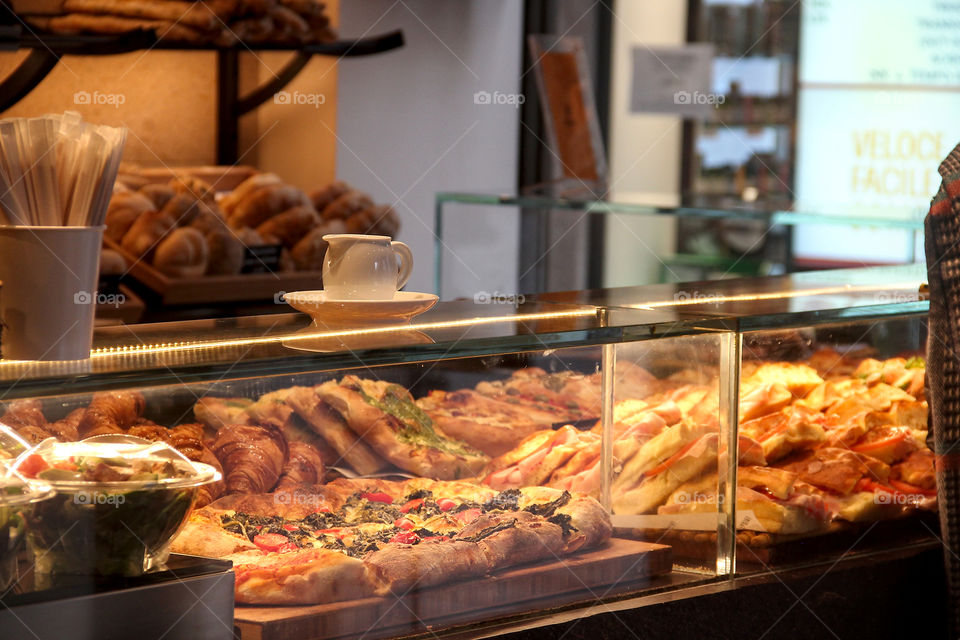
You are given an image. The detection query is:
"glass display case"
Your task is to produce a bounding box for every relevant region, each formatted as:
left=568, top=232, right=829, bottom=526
left=535, top=264, right=934, bottom=573
left=0, top=298, right=736, bottom=640
left=0, top=265, right=935, bottom=639
left=433, top=191, right=924, bottom=299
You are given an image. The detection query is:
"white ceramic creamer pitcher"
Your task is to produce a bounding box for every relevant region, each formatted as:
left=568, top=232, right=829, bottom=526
left=321, top=234, right=413, bottom=300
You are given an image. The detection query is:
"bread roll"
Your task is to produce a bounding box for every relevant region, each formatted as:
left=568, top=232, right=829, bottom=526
left=220, top=173, right=282, bottom=216
left=310, top=180, right=350, bottom=212
left=321, top=190, right=374, bottom=221
left=228, top=183, right=311, bottom=229
left=255, top=205, right=319, bottom=247
left=279, top=247, right=297, bottom=272
left=170, top=174, right=216, bottom=204
left=161, top=192, right=203, bottom=226
left=99, top=248, right=127, bottom=276
left=345, top=208, right=379, bottom=234
left=121, top=210, right=177, bottom=259
left=106, top=191, right=155, bottom=242
left=291, top=220, right=347, bottom=271
left=153, top=227, right=210, bottom=278
left=189, top=201, right=231, bottom=235
left=235, top=227, right=267, bottom=247
left=371, top=205, right=400, bottom=238
left=205, top=229, right=245, bottom=276
left=139, top=183, right=177, bottom=210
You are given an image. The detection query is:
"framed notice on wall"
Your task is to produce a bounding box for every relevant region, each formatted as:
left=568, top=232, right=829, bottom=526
left=528, top=35, right=608, bottom=198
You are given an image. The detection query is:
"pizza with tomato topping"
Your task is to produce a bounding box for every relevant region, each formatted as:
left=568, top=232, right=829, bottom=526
left=171, top=478, right=611, bottom=605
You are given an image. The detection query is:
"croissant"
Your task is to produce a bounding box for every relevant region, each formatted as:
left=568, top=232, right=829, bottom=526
left=310, top=180, right=350, bottom=213
left=128, top=422, right=173, bottom=443
left=274, top=441, right=326, bottom=491
left=255, top=205, right=319, bottom=247
left=228, top=183, right=312, bottom=229
left=78, top=391, right=146, bottom=438
left=321, top=190, right=373, bottom=221
left=291, top=220, right=347, bottom=271
left=45, top=408, right=84, bottom=442
left=1, top=399, right=47, bottom=429
left=211, top=423, right=289, bottom=495
left=220, top=173, right=282, bottom=217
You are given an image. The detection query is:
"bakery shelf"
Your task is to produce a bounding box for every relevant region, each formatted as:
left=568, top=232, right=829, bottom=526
left=0, top=26, right=405, bottom=161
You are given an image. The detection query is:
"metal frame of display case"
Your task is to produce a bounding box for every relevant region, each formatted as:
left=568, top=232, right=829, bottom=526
left=433, top=191, right=925, bottom=299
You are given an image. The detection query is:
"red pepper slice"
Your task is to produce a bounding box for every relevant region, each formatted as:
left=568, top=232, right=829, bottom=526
left=277, top=542, right=299, bottom=553
left=400, top=499, right=424, bottom=513
left=889, top=479, right=937, bottom=497
left=17, top=454, right=49, bottom=478
left=436, top=498, right=456, bottom=512
left=644, top=437, right=702, bottom=479
left=394, top=517, right=415, bottom=531
left=390, top=531, right=419, bottom=544
left=282, top=524, right=300, bottom=532
left=454, top=508, right=481, bottom=523
left=361, top=492, right=393, bottom=504
left=253, top=533, right=290, bottom=552
left=852, top=432, right=909, bottom=453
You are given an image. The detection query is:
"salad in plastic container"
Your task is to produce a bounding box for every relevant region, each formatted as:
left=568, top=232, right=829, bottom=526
left=14, top=435, right=220, bottom=576
left=0, top=425, right=30, bottom=461
left=0, top=462, right=54, bottom=590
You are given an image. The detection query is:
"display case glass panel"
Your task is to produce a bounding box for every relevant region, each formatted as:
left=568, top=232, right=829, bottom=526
left=0, top=298, right=734, bottom=640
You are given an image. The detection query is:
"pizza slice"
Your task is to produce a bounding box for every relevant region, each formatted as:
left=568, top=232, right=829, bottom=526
left=659, top=467, right=829, bottom=535
left=738, top=404, right=826, bottom=463
left=482, top=426, right=589, bottom=490
left=230, top=547, right=375, bottom=605
left=193, top=397, right=253, bottom=431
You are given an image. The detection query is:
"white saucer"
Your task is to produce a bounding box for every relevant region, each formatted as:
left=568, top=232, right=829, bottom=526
left=283, top=290, right=439, bottom=328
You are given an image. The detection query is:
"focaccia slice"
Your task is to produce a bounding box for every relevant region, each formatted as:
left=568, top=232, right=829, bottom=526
left=320, top=376, right=489, bottom=480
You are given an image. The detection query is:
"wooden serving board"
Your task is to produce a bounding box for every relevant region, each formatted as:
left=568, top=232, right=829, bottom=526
left=234, top=538, right=671, bottom=640
left=105, top=238, right=323, bottom=305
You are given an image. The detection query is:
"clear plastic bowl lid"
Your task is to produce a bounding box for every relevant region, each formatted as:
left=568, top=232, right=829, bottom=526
left=0, top=424, right=30, bottom=462
left=0, top=461, right=54, bottom=508
left=13, top=435, right=220, bottom=492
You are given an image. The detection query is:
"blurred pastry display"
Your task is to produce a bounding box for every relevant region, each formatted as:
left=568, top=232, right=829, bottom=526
left=18, top=0, right=336, bottom=46
left=104, top=170, right=400, bottom=278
